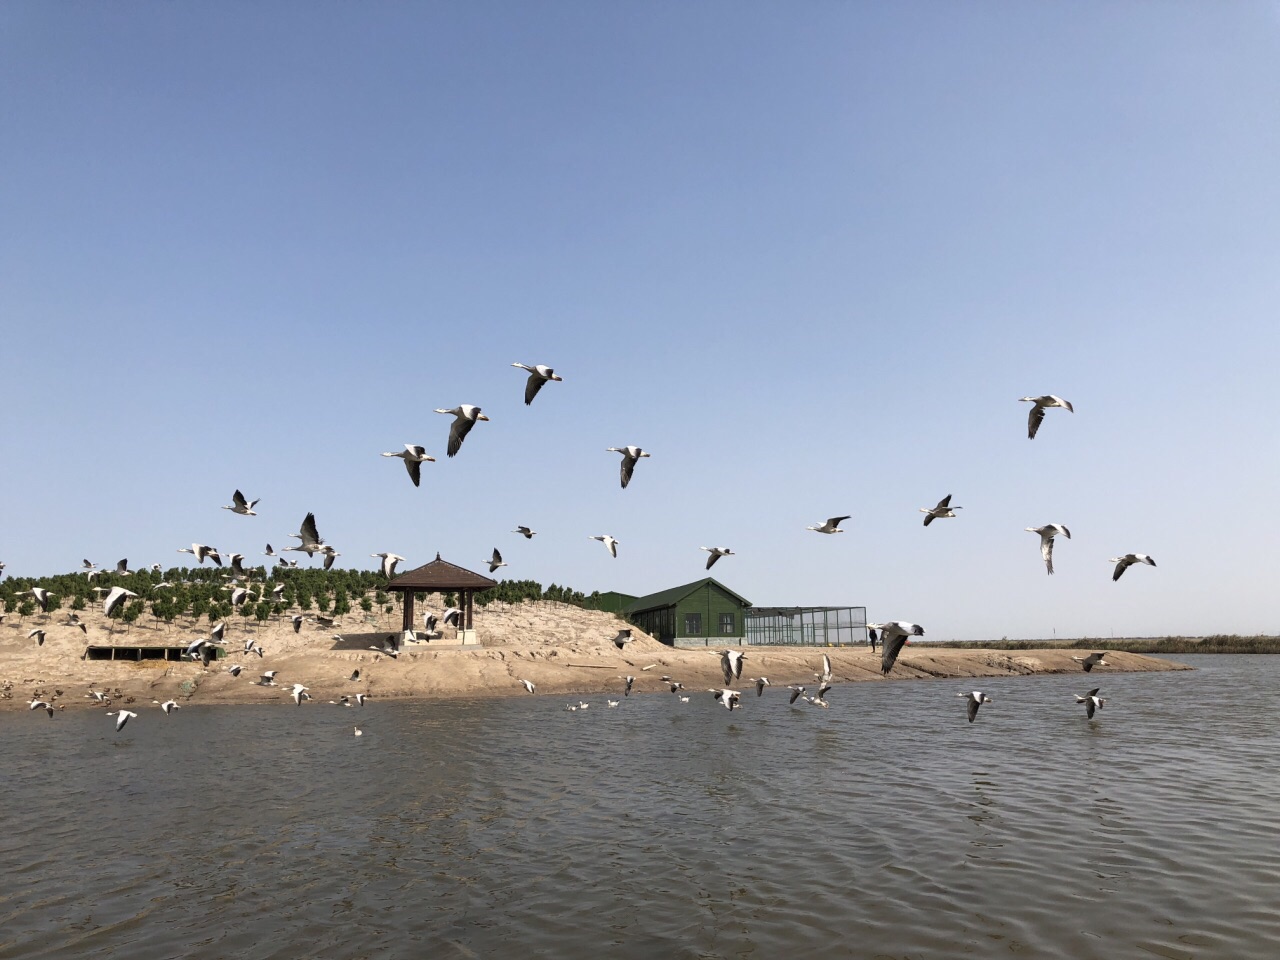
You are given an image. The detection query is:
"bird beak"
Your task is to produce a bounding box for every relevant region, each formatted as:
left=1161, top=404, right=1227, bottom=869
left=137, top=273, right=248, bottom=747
left=478, top=414, right=490, bottom=421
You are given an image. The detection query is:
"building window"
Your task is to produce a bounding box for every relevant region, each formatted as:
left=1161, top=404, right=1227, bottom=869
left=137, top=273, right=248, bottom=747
left=720, top=613, right=735, bottom=635
left=684, top=613, right=702, bottom=635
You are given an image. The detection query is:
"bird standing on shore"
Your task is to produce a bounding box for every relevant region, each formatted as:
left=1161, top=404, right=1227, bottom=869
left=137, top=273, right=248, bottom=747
left=959, top=691, right=992, bottom=723
left=920, top=495, right=962, bottom=526
left=1026, top=524, right=1071, bottom=576
left=807, top=516, right=850, bottom=534
left=607, top=446, right=650, bottom=489
left=1020, top=395, right=1074, bottom=439
left=1111, top=553, right=1156, bottom=581
left=223, top=490, right=259, bottom=516
left=868, top=621, right=925, bottom=675
left=511, top=362, right=563, bottom=405
left=435, top=405, right=490, bottom=457
left=381, top=445, right=435, bottom=487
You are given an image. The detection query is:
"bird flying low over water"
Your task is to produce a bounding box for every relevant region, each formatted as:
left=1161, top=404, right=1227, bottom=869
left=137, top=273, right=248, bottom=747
left=108, top=710, right=138, bottom=732
left=721, top=649, right=745, bottom=685
left=178, top=543, right=222, bottom=566
left=788, top=685, right=806, bottom=705
left=607, top=446, right=650, bottom=489
left=223, top=490, right=259, bottom=516
left=381, top=444, right=435, bottom=487
left=1111, top=554, right=1156, bottom=581
left=156, top=699, right=179, bottom=714
left=868, top=622, right=925, bottom=675
left=959, top=690, right=992, bottom=723
left=1026, top=524, right=1071, bottom=576
left=752, top=677, right=769, bottom=696
left=920, top=495, right=961, bottom=526
left=519, top=679, right=536, bottom=694
left=29, top=698, right=54, bottom=717
left=622, top=675, right=635, bottom=696
left=1076, top=687, right=1106, bottom=719
left=434, top=405, right=489, bottom=457
left=513, top=526, right=536, bottom=539
left=711, top=688, right=742, bottom=711
left=103, top=586, right=138, bottom=618
left=487, top=549, right=507, bottom=574
left=1072, top=652, right=1110, bottom=673
left=701, top=546, right=735, bottom=569
left=590, top=535, right=619, bottom=558
left=807, top=516, right=850, bottom=534
left=1020, top=395, right=1074, bottom=439
left=511, top=362, right=563, bottom=405
left=290, top=684, right=310, bottom=705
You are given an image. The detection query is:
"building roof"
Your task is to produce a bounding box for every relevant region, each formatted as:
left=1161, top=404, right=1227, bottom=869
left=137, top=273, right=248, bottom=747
left=386, top=553, right=498, bottom=592
left=625, top=577, right=752, bottom=614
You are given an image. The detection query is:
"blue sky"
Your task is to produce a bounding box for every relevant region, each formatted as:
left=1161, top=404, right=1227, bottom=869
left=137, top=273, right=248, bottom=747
left=3, top=2, right=1278, bottom=640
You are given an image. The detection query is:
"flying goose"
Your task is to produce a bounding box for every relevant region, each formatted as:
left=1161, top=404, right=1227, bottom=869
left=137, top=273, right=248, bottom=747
left=381, top=444, right=435, bottom=487
left=1076, top=687, right=1106, bottom=719
left=711, top=688, right=742, bottom=711
left=622, top=675, right=635, bottom=696
left=867, top=621, right=925, bottom=675
left=284, top=512, right=324, bottom=556
left=24, top=587, right=53, bottom=612
left=511, top=362, right=563, bottom=405
left=788, top=685, right=806, bottom=705
left=434, top=405, right=490, bottom=457
left=606, top=446, right=650, bottom=489
left=1020, top=395, right=1074, bottom=439
left=700, top=546, right=735, bottom=569
left=513, top=526, right=537, bottom=539
left=28, top=629, right=46, bottom=646
left=1072, top=652, right=1110, bottom=672
left=155, top=699, right=180, bottom=714
left=487, top=548, right=507, bottom=574
left=611, top=629, right=633, bottom=650
left=223, top=490, right=259, bottom=516
left=920, top=495, right=961, bottom=526
left=371, top=553, right=406, bottom=578
left=107, top=709, right=138, bottom=732
left=806, top=516, right=850, bottom=534
left=720, top=649, right=745, bottom=685
left=959, top=690, right=992, bottom=723
left=1026, top=524, right=1071, bottom=575
left=103, top=586, right=138, bottom=618
left=177, top=543, right=222, bottom=566
left=1111, top=554, right=1156, bottom=581
left=29, top=698, right=54, bottom=717
left=589, top=535, right=619, bottom=558
left=752, top=677, right=770, bottom=696
left=519, top=679, right=536, bottom=694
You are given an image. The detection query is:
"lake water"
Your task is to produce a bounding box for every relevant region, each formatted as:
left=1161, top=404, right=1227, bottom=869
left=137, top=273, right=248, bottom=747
left=2, top=655, right=1277, bottom=959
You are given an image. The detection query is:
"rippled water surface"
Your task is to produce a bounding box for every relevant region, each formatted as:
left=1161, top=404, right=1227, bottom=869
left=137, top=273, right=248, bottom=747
left=3, top=655, right=1279, bottom=959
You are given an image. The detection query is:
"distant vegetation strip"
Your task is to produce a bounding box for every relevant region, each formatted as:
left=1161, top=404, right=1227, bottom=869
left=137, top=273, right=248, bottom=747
left=929, top=636, right=1280, bottom=654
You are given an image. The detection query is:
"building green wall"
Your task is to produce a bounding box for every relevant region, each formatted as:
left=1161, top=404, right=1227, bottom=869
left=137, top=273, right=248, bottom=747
left=628, top=581, right=749, bottom=645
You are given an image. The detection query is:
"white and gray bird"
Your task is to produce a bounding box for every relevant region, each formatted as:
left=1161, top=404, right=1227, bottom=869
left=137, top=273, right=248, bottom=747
left=259, top=671, right=279, bottom=686
left=1111, top=553, right=1156, bottom=581
left=622, top=675, right=635, bottom=696
left=806, top=516, right=851, bottom=534
left=284, top=512, right=324, bottom=556
left=434, top=405, right=490, bottom=457
left=511, top=362, right=563, bottom=405
left=290, top=683, right=310, bottom=705
left=371, top=553, right=406, bottom=578
left=788, top=685, right=806, bottom=705
left=519, top=679, right=536, bottom=694
left=381, top=444, right=436, bottom=487
left=29, top=698, right=54, bottom=717
left=607, top=446, right=650, bottom=489
left=720, top=649, right=745, bottom=685
left=711, top=688, right=742, bottom=711
left=920, top=495, right=962, bottom=526
left=589, top=535, right=620, bottom=558
left=867, top=621, right=925, bottom=675
left=24, top=587, right=53, bottom=612
left=156, top=699, right=180, bottom=715
left=1072, top=652, right=1110, bottom=673
left=108, top=709, right=138, bottom=732
left=1026, top=524, right=1071, bottom=576
left=816, top=654, right=833, bottom=684
left=959, top=690, right=992, bottom=723
left=28, top=629, right=46, bottom=646
left=1076, top=687, right=1106, bottom=719
left=487, top=548, right=508, bottom=574
left=513, top=526, right=537, bottom=539
left=700, top=546, right=735, bottom=570
left=1020, top=395, right=1074, bottom=439
left=291, top=615, right=304, bottom=634
left=223, top=490, right=259, bottom=516
left=227, top=664, right=243, bottom=677
left=611, top=629, right=633, bottom=650
left=103, top=586, right=138, bottom=618
left=752, top=677, right=770, bottom=697
left=177, top=543, right=222, bottom=566
left=319, top=545, right=341, bottom=571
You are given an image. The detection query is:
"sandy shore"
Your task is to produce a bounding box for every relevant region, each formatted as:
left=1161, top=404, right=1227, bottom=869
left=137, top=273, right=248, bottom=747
left=0, top=599, right=1189, bottom=710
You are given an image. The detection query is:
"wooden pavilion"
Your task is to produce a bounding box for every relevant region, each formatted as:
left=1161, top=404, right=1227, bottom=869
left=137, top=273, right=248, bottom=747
left=386, top=553, right=497, bottom=644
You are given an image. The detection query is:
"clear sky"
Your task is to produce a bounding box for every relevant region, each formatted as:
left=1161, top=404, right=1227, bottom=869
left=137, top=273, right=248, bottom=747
left=3, top=2, right=1278, bottom=640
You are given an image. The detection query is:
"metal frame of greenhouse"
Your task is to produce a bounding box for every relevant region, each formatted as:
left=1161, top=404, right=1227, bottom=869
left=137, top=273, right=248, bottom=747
left=744, top=606, right=868, bottom=647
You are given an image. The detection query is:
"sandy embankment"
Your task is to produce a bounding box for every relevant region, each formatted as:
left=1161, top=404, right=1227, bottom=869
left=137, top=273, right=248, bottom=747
left=0, top=598, right=1189, bottom=710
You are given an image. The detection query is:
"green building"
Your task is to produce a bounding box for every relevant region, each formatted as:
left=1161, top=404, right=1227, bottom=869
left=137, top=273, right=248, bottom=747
left=624, top=578, right=752, bottom=647
left=588, top=590, right=638, bottom=614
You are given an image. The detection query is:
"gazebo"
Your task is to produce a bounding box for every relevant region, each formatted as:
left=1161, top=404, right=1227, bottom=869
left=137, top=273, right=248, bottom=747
left=386, top=553, right=497, bottom=644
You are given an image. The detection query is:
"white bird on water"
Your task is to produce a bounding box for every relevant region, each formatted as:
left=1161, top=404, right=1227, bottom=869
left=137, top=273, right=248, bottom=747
left=959, top=691, right=992, bottom=723
left=108, top=709, right=138, bottom=732
left=920, top=495, right=961, bottom=526
left=607, top=446, right=650, bottom=489
left=434, top=405, right=490, bottom=457
left=371, top=553, right=406, bottom=579
left=806, top=516, right=850, bottom=535
left=222, top=490, right=259, bottom=516
left=1111, top=553, right=1156, bottom=582
left=867, top=621, right=925, bottom=675
left=381, top=444, right=435, bottom=487
left=511, top=362, right=563, bottom=405
left=1076, top=687, right=1106, bottom=719
left=1020, top=395, right=1074, bottom=439
left=1026, top=524, right=1071, bottom=576
left=700, top=546, right=735, bottom=570
left=177, top=543, right=222, bottom=566
left=487, top=548, right=508, bottom=574
left=590, top=535, right=620, bottom=558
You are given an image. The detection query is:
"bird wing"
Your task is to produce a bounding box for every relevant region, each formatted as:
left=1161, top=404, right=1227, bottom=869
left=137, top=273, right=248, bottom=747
left=406, top=458, right=421, bottom=487
left=720, top=652, right=733, bottom=686
left=923, top=513, right=934, bottom=526
left=492, top=548, right=503, bottom=565
left=1042, top=535, right=1055, bottom=575
left=789, top=686, right=804, bottom=704
left=827, top=516, right=850, bottom=530
left=524, top=372, right=545, bottom=405
left=881, top=634, right=910, bottom=675
left=324, top=552, right=336, bottom=570
left=936, top=495, right=952, bottom=509
left=607, top=539, right=617, bottom=558
left=817, top=682, right=832, bottom=699
left=300, top=512, right=321, bottom=545
left=233, top=489, right=248, bottom=509
left=1086, top=700, right=1096, bottom=719
left=822, top=654, right=832, bottom=680
left=619, top=454, right=636, bottom=489
left=1113, top=557, right=1131, bottom=581
left=706, top=552, right=718, bottom=570
left=447, top=416, right=476, bottom=457
left=1027, top=404, right=1045, bottom=439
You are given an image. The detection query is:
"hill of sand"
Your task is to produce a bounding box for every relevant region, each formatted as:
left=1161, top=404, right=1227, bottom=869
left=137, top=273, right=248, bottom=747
left=0, top=596, right=1188, bottom=711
